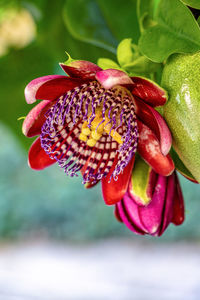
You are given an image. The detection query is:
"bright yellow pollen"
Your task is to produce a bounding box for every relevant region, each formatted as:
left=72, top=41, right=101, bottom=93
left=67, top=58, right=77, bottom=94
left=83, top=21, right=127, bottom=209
left=79, top=133, right=88, bottom=142
left=82, top=127, right=91, bottom=136
left=91, top=131, right=102, bottom=140
left=87, top=138, right=97, bottom=147
left=79, top=109, right=123, bottom=147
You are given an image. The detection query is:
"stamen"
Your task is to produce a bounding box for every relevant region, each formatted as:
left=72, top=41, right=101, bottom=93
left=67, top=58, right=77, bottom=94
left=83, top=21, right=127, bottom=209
left=40, top=81, right=138, bottom=183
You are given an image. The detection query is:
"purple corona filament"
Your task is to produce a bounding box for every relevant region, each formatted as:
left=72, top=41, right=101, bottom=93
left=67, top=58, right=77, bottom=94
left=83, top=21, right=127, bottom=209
left=40, top=81, right=138, bottom=184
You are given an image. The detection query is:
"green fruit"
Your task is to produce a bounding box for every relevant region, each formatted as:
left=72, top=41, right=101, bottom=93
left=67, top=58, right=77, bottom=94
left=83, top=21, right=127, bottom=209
left=161, top=52, right=200, bottom=183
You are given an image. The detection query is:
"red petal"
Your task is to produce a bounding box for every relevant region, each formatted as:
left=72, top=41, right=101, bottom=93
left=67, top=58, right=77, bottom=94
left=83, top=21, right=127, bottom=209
left=114, top=205, right=123, bottom=223
left=158, top=173, right=175, bottom=236
left=137, top=120, right=174, bottom=176
left=22, top=100, right=53, bottom=137
left=101, top=155, right=135, bottom=205
left=60, top=61, right=101, bottom=80
left=28, top=137, right=56, bottom=170
left=25, top=75, right=67, bottom=104
left=25, top=75, right=87, bottom=104
left=134, top=97, right=172, bottom=155
left=171, top=173, right=185, bottom=225
left=131, top=76, right=167, bottom=107
left=36, top=77, right=87, bottom=101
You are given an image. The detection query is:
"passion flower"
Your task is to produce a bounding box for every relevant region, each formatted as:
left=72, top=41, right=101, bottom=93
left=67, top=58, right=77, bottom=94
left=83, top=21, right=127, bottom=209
left=23, top=59, right=174, bottom=204
left=115, top=157, right=184, bottom=236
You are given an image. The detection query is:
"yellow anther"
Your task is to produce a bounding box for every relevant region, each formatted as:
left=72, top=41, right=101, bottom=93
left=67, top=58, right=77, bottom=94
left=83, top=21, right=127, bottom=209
left=91, top=130, right=102, bottom=141
left=87, top=138, right=97, bottom=147
left=79, top=109, right=123, bottom=146
left=79, top=133, right=88, bottom=142
left=82, top=127, right=91, bottom=136
left=82, top=121, right=88, bottom=128
left=104, top=127, right=123, bottom=144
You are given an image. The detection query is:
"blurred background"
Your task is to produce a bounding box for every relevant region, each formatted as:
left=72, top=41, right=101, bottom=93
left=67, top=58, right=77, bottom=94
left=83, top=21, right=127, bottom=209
left=0, top=0, right=200, bottom=299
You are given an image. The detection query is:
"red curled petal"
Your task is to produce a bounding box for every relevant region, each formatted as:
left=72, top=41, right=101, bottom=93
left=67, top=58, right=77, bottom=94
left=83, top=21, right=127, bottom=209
left=171, top=173, right=185, bottom=225
left=25, top=76, right=86, bottom=104
left=134, top=97, right=172, bottom=155
left=25, top=75, right=67, bottom=104
left=158, top=173, right=175, bottom=236
left=96, top=69, right=133, bottom=89
left=60, top=60, right=101, bottom=80
left=114, top=205, right=123, bottom=223
left=22, top=100, right=53, bottom=137
left=101, top=155, right=135, bottom=205
left=131, top=76, right=167, bottom=107
left=137, top=120, right=174, bottom=176
left=28, top=137, right=56, bottom=170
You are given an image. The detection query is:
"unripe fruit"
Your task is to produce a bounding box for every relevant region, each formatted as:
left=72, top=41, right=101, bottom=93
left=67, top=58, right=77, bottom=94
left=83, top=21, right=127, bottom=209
left=161, top=52, right=200, bottom=183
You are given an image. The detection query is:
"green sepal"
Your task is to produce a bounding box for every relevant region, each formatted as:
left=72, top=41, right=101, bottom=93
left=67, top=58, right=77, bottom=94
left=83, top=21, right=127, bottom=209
left=117, top=38, right=138, bottom=67
left=130, top=155, right=152, bottom=205
left=63, top=52, right=76, bottom=65
left=97, top=58, right=121, bottom=70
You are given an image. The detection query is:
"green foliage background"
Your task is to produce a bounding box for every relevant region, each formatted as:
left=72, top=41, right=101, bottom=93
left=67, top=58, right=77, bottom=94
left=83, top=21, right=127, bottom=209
left=0, top=0, right=200, bottom=241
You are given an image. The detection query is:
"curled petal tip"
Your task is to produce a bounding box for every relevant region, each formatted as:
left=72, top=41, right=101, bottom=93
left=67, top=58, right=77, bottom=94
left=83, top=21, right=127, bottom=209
left=131, top=76, right=168, bottom=107
left=60, top=60, right=101, bottom=79
left=24, top=75, right=67, bottom=104
left=96, top=69, right=133, bottom=89
left=22, top=100, right=52, bottom=137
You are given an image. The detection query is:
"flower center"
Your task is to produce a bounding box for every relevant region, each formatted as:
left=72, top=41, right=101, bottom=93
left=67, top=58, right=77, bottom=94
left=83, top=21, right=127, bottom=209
left=79, top=108, right=123, bottom=147
left=40, top=81, right=138, bottom=184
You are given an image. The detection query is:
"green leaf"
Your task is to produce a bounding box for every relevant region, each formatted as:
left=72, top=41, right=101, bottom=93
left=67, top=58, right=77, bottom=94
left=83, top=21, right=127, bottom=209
left=139, top=0, right=200, bottom=62
left=181, top=0, right=200, bottom=9
left=97, top=58, right=121, bottom=70
left=137, top=0, right=156, bottom=32
left=63, top=0, right=117, bottom=53
left=63, top=0, right=140, bottom=53
left=123, top=55, right=161, bottom=74
left=170, top=148, right=196, bottom=182
left=117, top=38, right=138, bottom=67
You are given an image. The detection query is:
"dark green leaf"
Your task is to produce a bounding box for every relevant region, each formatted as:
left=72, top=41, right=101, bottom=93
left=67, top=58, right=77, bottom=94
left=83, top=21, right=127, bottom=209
left=63, top=0, right=117, bottom=53
left=139, top=0, right=200, bottom=62
left=137, top=0, right=156, bottom=32
left=63, top=0, right=140, bottom=53
left=181, top=0, right=200, bottom=9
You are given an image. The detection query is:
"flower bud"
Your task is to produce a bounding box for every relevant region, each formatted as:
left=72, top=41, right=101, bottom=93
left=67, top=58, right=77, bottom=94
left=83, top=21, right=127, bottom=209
left=115, top=157, right=184, bottom=236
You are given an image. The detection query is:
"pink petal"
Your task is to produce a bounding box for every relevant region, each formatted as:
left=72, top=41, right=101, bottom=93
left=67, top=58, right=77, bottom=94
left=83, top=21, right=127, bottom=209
left=116, top=201, right=145, bottom=235
left=137, top=120, right=175, bottom=176
left=134, top=97, right=172, bottom=155
left=158, top=173, right=175, bottom=236
left=22, top=100, right=53, bottom=137
left=28, top=137, right=56, bottom=170
left=123, top=193, right=148, bottom=233
left=131, top=76, right=167, bottom=107
left=101, top=155, right=135, bottom=205
left=60, top=60, right=101, bottom=80
left=171, top=173, right=185, bottom=226
left=25, top=75, right=85, bottom=104
left=96, top=69, right=133, bottom=89
left=139, top=175, right=167, bottom=235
